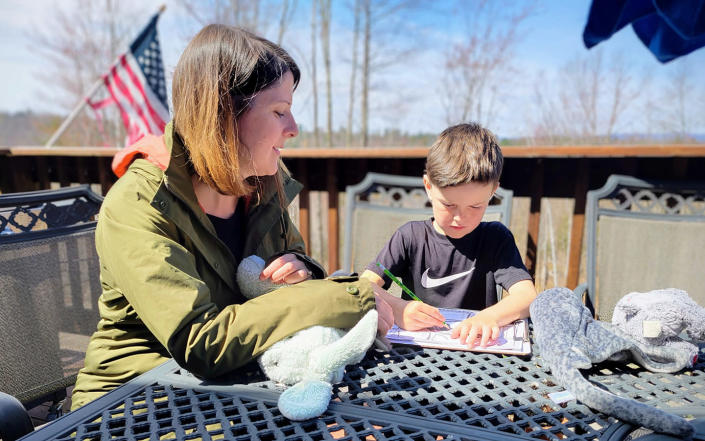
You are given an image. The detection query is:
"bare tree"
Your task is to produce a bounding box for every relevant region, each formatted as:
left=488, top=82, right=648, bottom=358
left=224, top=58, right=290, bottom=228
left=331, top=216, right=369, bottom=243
left=572, top=51, right=602, bottom=139
left=319, top=0, right=333, bottom=147
left=440, top=0, right=533, bottom=128
left=661, top=60, right=701, bottom=142
left=361, top=0, right=372, bottom=146
left=310, top=0, right=320, bottom=146
left=31, top=0, right=147, bottom=145
left=277, top=0, right=298, bottom=44
left=177, top=0, right=261, bottom=31
left=531, top=49, right=641, bottom=144
left=176, top=0, right=297, bottom=41
left=358, top=0, right=424, bottom=147
left=346, top=0, right=362, bottom=146
left=604, top=55, right=634, bottom=140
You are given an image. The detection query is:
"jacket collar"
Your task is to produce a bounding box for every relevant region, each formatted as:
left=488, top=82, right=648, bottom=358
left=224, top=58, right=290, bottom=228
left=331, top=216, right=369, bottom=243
left=162, top=122, right=302, bottom=219
left=116, top=122, right=304, bottom=291
left=156, top=123, right=303, bottom=290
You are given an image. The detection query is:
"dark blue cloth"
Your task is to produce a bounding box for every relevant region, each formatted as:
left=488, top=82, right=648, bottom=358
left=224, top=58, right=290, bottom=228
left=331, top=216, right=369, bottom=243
left=207, top=198, right=246, bottom=264
left=365, top=220, right=531, bottom=311
left=583, top=0, right=705, bottom=62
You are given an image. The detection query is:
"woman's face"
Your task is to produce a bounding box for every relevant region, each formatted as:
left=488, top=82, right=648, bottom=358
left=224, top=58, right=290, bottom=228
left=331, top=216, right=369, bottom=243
left=237, top=71, right=298, bottom=179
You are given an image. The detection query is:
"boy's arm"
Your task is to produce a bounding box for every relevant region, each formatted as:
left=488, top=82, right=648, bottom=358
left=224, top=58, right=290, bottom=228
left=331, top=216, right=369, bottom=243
left=451, top=279, right=537, bottom=348
left=361, top=270, right=447, bottom=330
left=482, top=279, right=537, bottom=326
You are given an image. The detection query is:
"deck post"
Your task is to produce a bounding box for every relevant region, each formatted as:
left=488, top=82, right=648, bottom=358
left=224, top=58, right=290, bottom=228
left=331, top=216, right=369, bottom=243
left=525, top=159, right=544, bottom=277
left=566, top=159, right=590, bottom=289
left=326, top=159, right=339, bottom=272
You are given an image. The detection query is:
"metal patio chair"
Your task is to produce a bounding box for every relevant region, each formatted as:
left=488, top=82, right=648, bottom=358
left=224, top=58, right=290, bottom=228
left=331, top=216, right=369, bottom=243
left=0, top=185, right=103, bottom=432
left=341, top=172, right=513, bottom=299
left=574, top=174, right=705, bottom=321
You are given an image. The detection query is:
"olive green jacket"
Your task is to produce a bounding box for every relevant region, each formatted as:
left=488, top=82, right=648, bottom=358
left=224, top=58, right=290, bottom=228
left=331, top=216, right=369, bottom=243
left=72, top=124, right=375, bottom=409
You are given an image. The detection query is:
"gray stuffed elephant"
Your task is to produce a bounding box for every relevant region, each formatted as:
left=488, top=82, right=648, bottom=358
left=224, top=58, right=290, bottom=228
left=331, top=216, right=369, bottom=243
left=530, top=287, right=695, bottom=438
left=612, top=288, right=705, bottom=370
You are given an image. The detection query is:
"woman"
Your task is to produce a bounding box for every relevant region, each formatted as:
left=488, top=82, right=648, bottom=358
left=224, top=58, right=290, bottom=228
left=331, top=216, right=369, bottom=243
left=71, top=24, right=393, bottom=410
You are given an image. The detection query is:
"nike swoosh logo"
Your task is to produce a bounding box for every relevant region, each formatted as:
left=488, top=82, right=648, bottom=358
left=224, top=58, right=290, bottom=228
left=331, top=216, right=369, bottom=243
left=421, top=267, right=475, bottom=288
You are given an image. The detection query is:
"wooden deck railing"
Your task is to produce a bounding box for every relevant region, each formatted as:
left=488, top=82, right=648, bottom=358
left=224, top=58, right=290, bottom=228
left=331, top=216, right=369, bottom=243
left=2, top=144, right=704, bottom=288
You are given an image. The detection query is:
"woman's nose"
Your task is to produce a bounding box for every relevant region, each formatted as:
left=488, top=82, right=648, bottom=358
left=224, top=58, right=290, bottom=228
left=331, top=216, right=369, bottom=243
left=285, top=114, right=299, bottom=138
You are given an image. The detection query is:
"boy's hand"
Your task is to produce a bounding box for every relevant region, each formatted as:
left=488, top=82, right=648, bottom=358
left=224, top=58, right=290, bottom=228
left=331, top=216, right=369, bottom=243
left=396, top=300, right=447, bottom=331
left=370, top=287, right=446, bottom=331
left=451, top=310, right=500, bottom=348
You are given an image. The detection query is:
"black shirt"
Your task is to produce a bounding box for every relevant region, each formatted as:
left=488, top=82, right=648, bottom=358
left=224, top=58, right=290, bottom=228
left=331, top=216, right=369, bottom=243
left=366, top=220, right=532, bottom=310
left=208, top=198, right=246, bottom=264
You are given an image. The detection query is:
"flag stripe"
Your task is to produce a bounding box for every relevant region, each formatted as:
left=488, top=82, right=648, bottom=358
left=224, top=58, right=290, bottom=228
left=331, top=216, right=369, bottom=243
left=91, top=13, right=169, bottom=145
left=102, top=73, right=133, bottom=137
left=110, top=59, right=155, bottom=135
left=104, top=57, right=151, bottom=138
left=113, top=60, right=158, bottom=133
left=125, top=55, right=169, bottom=123
left=122, top=55, right=167, bottom=131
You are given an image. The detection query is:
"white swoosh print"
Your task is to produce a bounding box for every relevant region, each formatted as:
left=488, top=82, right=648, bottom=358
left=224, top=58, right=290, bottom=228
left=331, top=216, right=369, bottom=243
left=421, top=267, right=475, bottom=288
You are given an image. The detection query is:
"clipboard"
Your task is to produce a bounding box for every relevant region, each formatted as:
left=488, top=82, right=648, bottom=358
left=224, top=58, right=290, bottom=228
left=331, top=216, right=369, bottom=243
left=385, top=308, right=531, bottom=355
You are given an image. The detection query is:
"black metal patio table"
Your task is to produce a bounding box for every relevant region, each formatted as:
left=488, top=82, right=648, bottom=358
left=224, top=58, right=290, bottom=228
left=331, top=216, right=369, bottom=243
left=19, top=343, right=705, bottom=440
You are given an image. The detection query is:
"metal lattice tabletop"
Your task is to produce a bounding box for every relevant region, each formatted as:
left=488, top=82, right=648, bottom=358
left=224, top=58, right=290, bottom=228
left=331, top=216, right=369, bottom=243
left=22, top=345, right=705, bottom=441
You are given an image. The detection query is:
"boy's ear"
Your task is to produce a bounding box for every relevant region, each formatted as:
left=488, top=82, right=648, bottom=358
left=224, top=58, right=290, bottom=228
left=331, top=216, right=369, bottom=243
left=492, top=181, right=500, bottom=195
left=422, top=174, right=433, bottom=196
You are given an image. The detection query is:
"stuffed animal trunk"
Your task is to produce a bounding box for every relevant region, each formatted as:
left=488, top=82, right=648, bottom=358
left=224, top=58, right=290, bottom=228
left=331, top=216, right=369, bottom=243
left=236, top=255, right=378, bottom=421
left=530, top=288, right=694, bottom=438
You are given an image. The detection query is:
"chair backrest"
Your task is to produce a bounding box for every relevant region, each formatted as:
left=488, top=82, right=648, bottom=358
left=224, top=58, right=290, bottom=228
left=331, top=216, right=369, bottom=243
left=0, top=185, right=103, bottom=407
left=584, top=175, right=705, bottom=321
left=342, top=172, right=513, bottom=274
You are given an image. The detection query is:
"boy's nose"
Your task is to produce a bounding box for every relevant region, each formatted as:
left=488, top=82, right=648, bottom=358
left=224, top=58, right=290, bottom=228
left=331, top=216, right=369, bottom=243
left=454, top=209, right=471, bottom=223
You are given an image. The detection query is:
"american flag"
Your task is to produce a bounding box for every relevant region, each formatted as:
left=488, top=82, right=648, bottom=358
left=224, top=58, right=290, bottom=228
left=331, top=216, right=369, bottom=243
left=89, top=13, right=169, bottom=145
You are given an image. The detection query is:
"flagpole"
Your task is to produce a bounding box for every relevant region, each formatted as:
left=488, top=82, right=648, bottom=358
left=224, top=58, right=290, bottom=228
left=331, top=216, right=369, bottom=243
left=44, top=4, right=167, bottom=147
left=44, top=80, right=103, bottom=147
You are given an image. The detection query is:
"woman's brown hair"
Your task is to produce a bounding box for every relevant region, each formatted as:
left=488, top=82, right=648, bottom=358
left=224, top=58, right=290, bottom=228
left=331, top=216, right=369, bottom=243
left=172, top=24, right=300, bottom=198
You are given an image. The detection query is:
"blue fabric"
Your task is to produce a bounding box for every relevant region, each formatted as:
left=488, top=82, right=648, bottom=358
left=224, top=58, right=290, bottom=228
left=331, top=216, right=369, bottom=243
left=128, top=13, right=168, bottom=107
left=583, top=0, right=705, bottom=62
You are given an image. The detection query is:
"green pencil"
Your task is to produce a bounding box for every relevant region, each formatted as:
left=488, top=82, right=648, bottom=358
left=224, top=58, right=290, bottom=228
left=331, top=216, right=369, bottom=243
left=376, top=262, right=422, bottom=301
left=376, top=262, right=450, bottom=329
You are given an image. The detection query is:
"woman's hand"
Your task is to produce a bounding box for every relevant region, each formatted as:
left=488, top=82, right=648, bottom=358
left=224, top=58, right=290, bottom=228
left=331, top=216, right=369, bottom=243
left=372, top=284, right=395, bottom=338
left=450, top=310, right=501, bottom=349
left=260, top=253, right=312, bottom=284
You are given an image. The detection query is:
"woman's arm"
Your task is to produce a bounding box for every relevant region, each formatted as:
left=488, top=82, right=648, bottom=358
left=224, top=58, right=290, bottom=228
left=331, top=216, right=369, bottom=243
left=97, top=188, right=376, bottom=379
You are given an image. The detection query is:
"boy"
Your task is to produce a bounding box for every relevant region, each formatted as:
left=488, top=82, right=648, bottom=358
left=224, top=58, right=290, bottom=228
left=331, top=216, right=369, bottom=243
left=363, top=123, right=536, bottom=349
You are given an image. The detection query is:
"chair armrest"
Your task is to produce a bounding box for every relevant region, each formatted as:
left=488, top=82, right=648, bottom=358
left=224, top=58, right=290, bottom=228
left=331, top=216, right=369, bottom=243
left=0, top=392, right=33, bottom=441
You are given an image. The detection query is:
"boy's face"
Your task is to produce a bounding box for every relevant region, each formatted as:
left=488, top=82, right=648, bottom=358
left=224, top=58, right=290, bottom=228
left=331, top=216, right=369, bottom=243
left=423, top=175, right=498, bottom=239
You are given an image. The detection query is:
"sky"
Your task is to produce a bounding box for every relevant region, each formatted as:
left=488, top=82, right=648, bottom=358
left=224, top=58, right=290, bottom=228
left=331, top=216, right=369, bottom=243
left=1, top=0, right=704, bottom=139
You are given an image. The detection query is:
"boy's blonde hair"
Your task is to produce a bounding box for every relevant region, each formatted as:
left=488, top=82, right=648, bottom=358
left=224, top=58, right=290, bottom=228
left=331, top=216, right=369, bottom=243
left=425, top=123, right=503, bottom=188
left=172, top=24, right=300, bottom=198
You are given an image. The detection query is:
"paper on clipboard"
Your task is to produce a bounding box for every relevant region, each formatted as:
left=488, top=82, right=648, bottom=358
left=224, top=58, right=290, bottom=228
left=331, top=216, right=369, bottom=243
left=385, top=308, right=531, bottom=355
